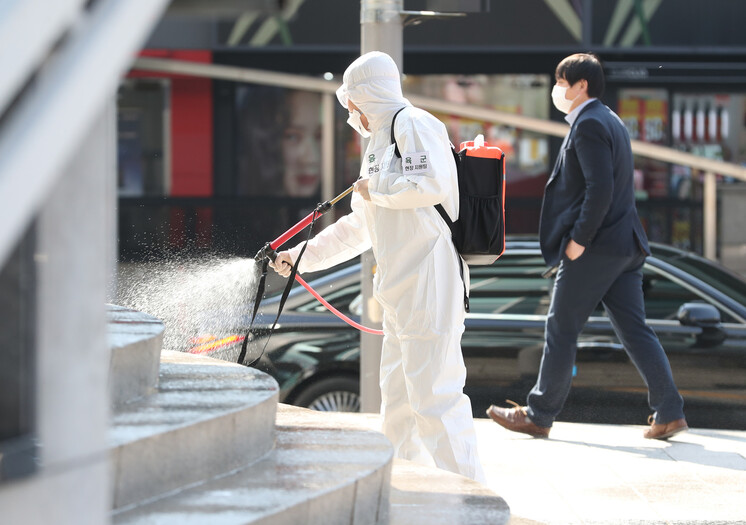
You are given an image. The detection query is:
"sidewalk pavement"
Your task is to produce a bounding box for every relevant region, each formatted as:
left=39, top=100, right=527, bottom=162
left=474, top=417, right=746, bottom=524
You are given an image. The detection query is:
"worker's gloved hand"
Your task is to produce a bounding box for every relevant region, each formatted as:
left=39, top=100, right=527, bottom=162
left=354, top=178, right=371, bottom=201
left=269, top=251, right=294, bottom=278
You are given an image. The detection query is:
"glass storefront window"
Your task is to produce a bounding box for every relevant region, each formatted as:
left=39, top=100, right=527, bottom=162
left=117, top=79, right=170, bottom=197
left=671, top=93, right=740, bottom=164
left=617, top=89, right=710, bottom=252
left=618, top=89, right=670, bottom=202
left=229, top=74, right=552, bottom=233
left=403, top=74, right=550, bottom=180
left=404, top=74, right=552, bottom=233
left=117, top=79, right=176, bottom=260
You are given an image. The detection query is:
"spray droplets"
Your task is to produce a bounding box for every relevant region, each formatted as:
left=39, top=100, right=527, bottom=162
left=117, top=257, right=259, bottom=352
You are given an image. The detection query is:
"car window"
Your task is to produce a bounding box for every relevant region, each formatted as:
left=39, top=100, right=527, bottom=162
left=590, top=266, right=738, bottom=323
left=295, top=283, right=362, bottom=314
left=640, top=268, right=707, bottom=320
left=643, top=268, right=740, bottom=323
left=468, top=254, right=552, bottom=315
left=655, top=252, right=746, bottom=308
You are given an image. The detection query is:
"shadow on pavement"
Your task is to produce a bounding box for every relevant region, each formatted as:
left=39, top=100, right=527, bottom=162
left=548, top=436, right=746, bottom=471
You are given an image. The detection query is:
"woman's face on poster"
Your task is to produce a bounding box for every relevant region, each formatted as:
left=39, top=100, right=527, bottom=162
left=282, top=91, right=322, bottom=197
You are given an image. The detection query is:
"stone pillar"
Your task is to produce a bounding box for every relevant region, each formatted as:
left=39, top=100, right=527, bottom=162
left=359, top=0, right=403, bottom=414
left=719, top=183, right=746, bottom=276
left=0, top=102, right=117, bottom=524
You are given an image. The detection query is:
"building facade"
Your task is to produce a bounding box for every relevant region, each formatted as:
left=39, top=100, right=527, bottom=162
left=118, top=0, right=746, bottom=261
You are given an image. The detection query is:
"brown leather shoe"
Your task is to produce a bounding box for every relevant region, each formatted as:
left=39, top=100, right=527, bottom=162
left=644, top=415, right=688, bottom=440
left=486, top=401, right=550, bottom=438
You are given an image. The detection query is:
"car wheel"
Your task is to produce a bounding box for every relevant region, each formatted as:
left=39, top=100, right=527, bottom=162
left=293, top=376, right=360, bottom=413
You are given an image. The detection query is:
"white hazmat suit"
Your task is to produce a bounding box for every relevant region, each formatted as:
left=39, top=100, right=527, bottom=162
left=281, top=52, right=485, bottom=482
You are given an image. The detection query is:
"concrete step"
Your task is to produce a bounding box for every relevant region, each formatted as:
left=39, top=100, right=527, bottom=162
left=344, top=413, right=511, bottom=525
left=109, top=350, right=279, bottom=510
left=112, top=404, right=394, bottom=525
left=107, top=304, right=164, bottom=407
left=389, top=459, right=510, bottom=525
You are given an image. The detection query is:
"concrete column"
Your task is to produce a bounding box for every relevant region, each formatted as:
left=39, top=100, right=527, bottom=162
left=321, top=91, right=336, bottom=230
left=703, top=171, right=717, bottom=261
left=0, top=102, right=117, bottom=524
left=719, top=183, right=746, bottom=276
left=359, top=0, right=403, bottom=412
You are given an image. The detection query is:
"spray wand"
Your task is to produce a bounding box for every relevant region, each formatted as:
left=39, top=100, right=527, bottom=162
left=254, top=185, right=354, bottom=262
left=239, top=186, right=382, bottom=367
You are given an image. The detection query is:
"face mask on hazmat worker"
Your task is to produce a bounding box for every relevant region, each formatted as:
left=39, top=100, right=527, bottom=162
left=269, top=51, right=486, bottom=483
left=346, top=107, right=370, bottom=138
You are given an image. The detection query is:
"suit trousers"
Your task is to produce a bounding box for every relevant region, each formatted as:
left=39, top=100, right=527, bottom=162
left=526, top=250, right=685, bottom=428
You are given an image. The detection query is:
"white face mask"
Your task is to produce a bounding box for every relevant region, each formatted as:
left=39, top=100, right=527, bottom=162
left=552, top=84, right=574, bottom=114
left=347, top=109, right=371, bottom=138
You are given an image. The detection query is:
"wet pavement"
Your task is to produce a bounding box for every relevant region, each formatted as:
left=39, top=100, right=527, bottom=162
left=475, top=418, right=746, bottom=525
left=354, top=414, right=746, bottom=524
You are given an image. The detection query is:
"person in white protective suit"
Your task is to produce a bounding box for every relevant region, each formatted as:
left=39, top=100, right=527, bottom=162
left=271, top=51, right=485, bottom=483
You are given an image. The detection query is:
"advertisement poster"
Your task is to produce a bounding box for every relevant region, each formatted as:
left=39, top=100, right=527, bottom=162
left=235, top=86, right=323, bottom=198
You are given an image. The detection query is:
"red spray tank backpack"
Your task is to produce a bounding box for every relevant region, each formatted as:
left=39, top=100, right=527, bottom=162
left=391, top=108, right=506, bottom=266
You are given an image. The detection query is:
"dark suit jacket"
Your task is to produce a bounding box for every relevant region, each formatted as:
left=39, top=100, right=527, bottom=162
left=539, top=99, right=650, bottom=267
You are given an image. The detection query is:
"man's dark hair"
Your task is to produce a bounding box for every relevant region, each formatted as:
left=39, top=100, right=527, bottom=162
left=555, top=53, right=605, bottom=98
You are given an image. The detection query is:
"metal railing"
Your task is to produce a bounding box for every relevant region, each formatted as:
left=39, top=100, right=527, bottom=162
left=133, top=57, right=746, bottom=260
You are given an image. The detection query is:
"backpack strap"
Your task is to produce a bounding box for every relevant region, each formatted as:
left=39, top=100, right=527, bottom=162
left=390, top=108, right=470, bottom=313
left=393, top=108, right=448, bottom=211
left=434, top=204, right=453, bottom=228
left=390, top=107, right=406, bottom=159
left=436, top=146, right=460, bottom=228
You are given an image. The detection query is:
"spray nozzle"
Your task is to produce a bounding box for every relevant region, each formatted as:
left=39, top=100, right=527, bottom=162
left=254, top=243, right=277, bottom=263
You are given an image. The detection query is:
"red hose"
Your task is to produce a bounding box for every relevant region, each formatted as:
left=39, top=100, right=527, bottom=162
left=265, top=186, right=381, bottom=336
left=294, top=274, right=383, bottom=336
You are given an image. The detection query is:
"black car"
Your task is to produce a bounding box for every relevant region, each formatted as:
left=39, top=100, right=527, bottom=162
left=190, top=240, right=746, bottom=430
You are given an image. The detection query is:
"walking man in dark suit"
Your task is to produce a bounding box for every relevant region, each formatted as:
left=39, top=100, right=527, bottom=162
left=487, top=53, right=688, bottom=440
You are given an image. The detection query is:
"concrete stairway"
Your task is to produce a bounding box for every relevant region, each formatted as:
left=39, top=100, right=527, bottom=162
left=106, top=305, right=509, bottom=524
left=107, top=305, right=393, bottom=524
left=113, top=404, right=393, bottom=524
left=110, top=350, right=279, bottom=510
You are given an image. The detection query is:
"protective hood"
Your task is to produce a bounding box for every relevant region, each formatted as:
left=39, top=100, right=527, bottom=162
left=335, top=51, right=411, bottom=132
